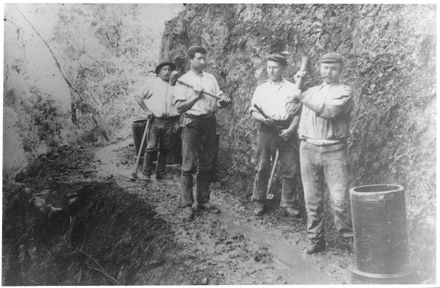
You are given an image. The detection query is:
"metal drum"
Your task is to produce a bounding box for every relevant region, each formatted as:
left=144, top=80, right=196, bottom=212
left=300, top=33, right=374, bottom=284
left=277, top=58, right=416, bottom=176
left=350, top=184, right=412, bottom=284
left=131, top=119, right=182, bottom=164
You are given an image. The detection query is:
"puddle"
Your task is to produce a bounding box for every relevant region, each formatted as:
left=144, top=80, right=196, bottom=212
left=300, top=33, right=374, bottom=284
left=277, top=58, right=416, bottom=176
left=221, top=209, right=337, bottom=284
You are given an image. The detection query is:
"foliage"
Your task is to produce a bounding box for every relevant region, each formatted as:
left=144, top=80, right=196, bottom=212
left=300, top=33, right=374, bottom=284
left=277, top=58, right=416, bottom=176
left=4, top=4, right=176, bottom=173
left=161, top=4, right=436, bottom=282
left=52, top=4, right=159, bottom=140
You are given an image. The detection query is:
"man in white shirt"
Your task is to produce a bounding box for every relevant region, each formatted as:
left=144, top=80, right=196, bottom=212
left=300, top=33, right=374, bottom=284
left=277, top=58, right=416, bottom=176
left=250, top=54, right=302, bottom=217
left=134, top=60, right=180, bottom=181
left=290, top=52, right=354, bottom=254
left=174, top=46, right=231, bottom=220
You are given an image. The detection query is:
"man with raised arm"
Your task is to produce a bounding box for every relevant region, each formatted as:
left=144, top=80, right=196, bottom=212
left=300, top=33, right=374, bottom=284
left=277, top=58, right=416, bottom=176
left=290, top=52, right=354, bottom=254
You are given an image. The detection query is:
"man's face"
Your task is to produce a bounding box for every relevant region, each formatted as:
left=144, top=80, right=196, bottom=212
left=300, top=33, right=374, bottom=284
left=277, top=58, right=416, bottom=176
left=320, top=62, right=342, bottom=84
left=190, top=52, right=207, bottom=71
left=158, top=65, right=172, bottom=82
left=267, top=60, right=283, bottom=82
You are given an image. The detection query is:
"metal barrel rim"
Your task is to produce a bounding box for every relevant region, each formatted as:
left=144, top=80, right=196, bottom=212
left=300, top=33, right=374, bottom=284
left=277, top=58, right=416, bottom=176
left=350, top=184, right=404, bottom=201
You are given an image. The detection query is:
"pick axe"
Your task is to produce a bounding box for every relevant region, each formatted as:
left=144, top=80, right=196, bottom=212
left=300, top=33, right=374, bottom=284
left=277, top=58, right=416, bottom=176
left=130, top=118, right=151, bottom=181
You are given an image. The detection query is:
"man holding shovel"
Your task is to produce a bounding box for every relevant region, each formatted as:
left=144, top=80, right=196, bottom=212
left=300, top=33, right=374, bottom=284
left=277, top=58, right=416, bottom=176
left=134, top=60, right=180, bottom=181
left=250, top=54, right=302, bottom=217
left=174, top=46, right=231, bottom=220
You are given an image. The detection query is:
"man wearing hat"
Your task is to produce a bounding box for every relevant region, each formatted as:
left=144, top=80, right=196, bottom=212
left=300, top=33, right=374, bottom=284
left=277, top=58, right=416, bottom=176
left=289, top=52, right=354, bottom=254
left=249, top=53, right=302, bottom=217
left=173, top=46, right=231, bottom=220
left=134, top=60, right=180, bottom=181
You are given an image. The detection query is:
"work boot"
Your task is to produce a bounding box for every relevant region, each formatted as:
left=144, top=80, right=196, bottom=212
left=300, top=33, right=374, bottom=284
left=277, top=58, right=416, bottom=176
left=156, top=151, right=167, bottom=180
left=198, top=202, right=221, bottom=214
left=143, top=151, right=155, bottom=179
left=306, top=239, right=326, bottom=254
left=335, top=236, right=353, bottom=251
left=156, top=172, right=172, bottom=180
left=253, top=201, right=265, bottom=216
left=282, top=206, right=301, bottom=218
left=139, top=173, right=151, bottom=182
left=181, top=206, right=194, bottom=221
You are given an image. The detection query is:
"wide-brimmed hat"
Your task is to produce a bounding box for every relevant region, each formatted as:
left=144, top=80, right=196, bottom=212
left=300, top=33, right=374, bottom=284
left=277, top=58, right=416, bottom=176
left=155, top=61, right=176, bottom=74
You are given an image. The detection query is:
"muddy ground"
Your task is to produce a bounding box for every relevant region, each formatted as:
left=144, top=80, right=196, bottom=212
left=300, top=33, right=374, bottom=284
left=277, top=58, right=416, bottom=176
left=3, top=138, right=354, bottom=285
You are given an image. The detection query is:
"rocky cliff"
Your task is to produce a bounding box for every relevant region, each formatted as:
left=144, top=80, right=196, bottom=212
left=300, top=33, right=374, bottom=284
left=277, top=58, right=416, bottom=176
left=160, top=4, right=436, bottom=281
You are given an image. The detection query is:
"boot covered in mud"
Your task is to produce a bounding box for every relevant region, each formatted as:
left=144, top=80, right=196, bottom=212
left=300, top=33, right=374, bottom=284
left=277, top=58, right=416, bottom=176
left=280, top=178, right=300, bottom=217
left=253, top=200, right=266, bottom=216
left=155, top=150, right=169, bottom=180
left=195, top=174, right=210, bottom=204
left=306, top=238, right=326, bottom=254
left=195, top=176, right=220, bottom=214
left=142, top=151, right=156, bottom=182
left=180, top=173, right=194, bottom=208
left=335, top=236, right=353, bottom=251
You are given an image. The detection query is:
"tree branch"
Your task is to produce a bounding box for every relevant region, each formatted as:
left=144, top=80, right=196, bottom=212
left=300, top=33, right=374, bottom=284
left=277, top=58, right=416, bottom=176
left=13, top=5, right=79, bottom=95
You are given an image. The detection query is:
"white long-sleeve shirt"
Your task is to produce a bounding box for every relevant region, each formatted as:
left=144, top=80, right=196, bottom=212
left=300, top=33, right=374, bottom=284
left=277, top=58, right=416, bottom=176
left=138, top=77, right=179, bottom=118
left=173, top=70, right=223, bottom=116
left=250, top=79, right=301, bottom=121
left=298, top=82, right=353, bottom=141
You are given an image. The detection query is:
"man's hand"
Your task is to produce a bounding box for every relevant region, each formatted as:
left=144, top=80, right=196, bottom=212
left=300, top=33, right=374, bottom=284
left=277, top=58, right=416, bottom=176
left=263, top=117, right=275, bottom=126
left=286, top=88, right=302, bottom=103
left=294, top=70, right=306, bottom=82
left=169, top=70, right=179, bottom=86
left=218, top=94, right=231, bottom=108
left=193, top=83, right=204, bottom=97
left=145, top=112, right=154, bottom=120
left=279, top=127, right=294, bottom=141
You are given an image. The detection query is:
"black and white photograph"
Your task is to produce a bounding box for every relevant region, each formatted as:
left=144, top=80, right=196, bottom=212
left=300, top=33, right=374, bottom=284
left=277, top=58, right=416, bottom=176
left=2, top=1, right=437, bottom=285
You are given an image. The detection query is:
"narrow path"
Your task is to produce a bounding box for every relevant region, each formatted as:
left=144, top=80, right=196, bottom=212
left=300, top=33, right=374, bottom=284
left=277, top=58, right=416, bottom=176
left=95, top=139, right=353, bottom=284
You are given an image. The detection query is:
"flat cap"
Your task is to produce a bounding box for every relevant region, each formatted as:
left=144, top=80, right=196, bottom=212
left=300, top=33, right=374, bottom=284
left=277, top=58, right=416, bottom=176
left=267, top=53, right=287, bottom=67
left=319, top=52, right=343, bottom=64
left=155, top=60, right=175, bottom=74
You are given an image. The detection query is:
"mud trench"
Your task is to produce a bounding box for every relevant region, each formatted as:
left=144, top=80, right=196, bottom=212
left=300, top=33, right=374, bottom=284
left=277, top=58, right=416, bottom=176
left=3, top=140, right=354, bottom=285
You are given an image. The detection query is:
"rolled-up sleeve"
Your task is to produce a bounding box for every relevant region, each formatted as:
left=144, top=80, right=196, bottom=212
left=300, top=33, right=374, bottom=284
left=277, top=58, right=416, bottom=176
left=302, top=85, right=353, bottom=119
left=173, top=82, right=190, bottom=105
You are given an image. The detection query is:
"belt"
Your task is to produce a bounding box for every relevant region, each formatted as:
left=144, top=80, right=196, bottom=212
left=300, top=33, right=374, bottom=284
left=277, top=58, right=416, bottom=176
left=155, top=115, right=180, bottom=121
left=302, top=138, right=345, bottom=146
left=184, top=113, right=214, bottom=120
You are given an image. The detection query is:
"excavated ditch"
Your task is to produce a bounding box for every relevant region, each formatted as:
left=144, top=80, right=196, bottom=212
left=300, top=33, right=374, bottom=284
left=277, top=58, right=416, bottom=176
left=2, top=146, right=195, bottom=285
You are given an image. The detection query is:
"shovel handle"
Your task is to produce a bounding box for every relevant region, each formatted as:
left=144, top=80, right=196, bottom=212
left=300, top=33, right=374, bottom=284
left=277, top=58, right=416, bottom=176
left=177, top=80, right=222, bottom=100
left=267, top=149, right=279, bottom=199
left=132, top=118, right=151, bottom=176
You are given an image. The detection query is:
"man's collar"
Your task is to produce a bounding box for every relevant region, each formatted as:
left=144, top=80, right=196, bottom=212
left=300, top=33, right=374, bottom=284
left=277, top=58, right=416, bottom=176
left=190, top=69, right=204, bottom=77
left=269, top=78, right=285, bottom=85
left=321, top=81, right=339, bottom=88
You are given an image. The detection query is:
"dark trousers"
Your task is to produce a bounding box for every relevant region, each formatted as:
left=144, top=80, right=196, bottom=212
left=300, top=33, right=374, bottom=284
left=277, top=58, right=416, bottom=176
left=300, top=141, right=353, bottom=240
left=180, top=116, right=217, bottom=207
left=143, top=117, right=178, bottom=176
left=252, top=123, right=299, bottom=208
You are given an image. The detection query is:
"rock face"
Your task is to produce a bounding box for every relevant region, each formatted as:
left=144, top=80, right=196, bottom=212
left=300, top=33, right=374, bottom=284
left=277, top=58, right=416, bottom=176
left=161, top=4, right=436, bottom=282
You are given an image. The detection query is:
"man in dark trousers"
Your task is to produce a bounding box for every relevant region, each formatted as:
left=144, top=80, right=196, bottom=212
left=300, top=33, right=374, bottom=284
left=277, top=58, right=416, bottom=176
left=290, top=52, right=354, bottom=254
left=134, top=60, right=180, bottom=181
left=174, top=46, right=231, bottom=220
left=250, top=53, right=302, bottom=217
